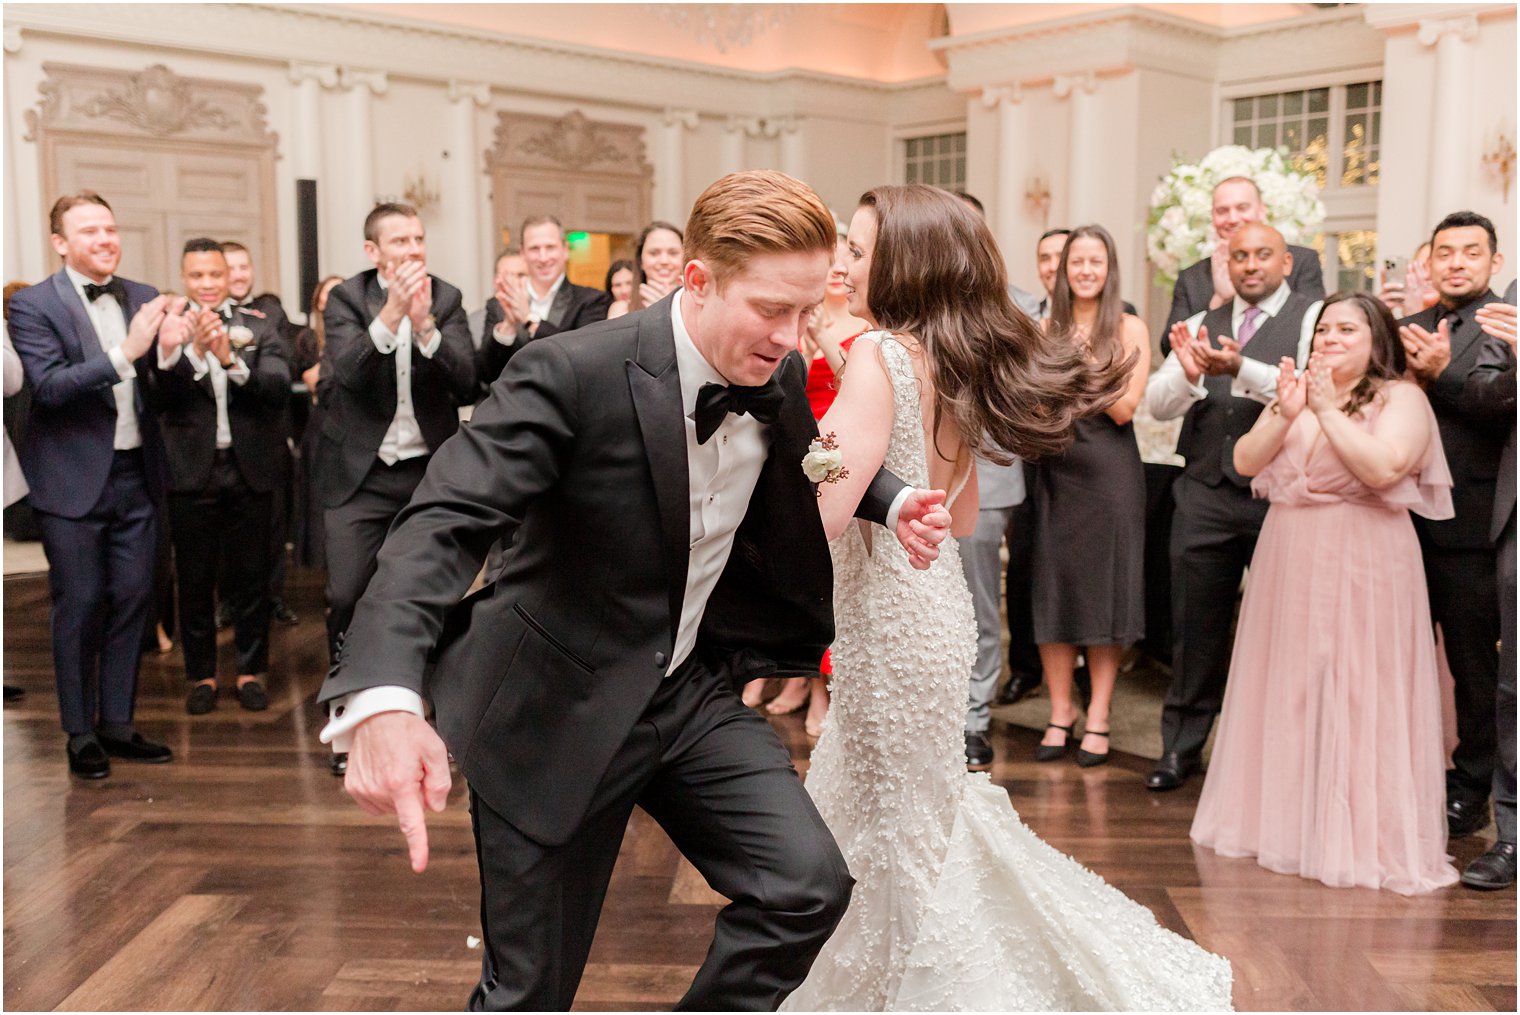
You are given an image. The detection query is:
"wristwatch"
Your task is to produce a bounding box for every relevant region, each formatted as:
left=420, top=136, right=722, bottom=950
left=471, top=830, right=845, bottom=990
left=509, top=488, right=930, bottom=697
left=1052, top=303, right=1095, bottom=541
left=416, top=314, right=437, bottom=341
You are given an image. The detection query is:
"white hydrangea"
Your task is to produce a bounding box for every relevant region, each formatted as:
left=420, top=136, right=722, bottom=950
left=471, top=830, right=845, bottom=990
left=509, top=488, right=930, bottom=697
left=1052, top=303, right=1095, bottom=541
left=1145, top=145, right=1325, bottom=287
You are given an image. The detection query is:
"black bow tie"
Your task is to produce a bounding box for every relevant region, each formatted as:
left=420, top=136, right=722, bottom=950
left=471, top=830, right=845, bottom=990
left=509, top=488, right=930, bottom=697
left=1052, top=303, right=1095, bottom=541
left=693, top=380, right=784, bottom=444
left=83, top=278, right=127, bottom=304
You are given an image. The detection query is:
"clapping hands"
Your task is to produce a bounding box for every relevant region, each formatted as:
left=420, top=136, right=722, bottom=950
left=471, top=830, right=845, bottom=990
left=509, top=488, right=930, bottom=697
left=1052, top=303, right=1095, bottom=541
left=1302, top=352, right=1338, bottom=415
left=382, top=258, right=432, bottom=333
left=1398, top=317, right=1452, bottom=382
left=1476, top=301, right=1517, bottom=351
left=1274, top=357, right=1307, bottom=420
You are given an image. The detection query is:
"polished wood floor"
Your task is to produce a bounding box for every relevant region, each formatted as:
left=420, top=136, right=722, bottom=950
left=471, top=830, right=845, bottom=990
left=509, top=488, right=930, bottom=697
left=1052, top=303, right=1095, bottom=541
left=4, top=567, right=1514, bottom=1011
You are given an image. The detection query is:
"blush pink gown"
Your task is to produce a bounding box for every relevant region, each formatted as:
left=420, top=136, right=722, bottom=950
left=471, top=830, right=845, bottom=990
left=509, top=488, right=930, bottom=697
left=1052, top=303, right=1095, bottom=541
left=1190, top=385, right=1460, bottom=895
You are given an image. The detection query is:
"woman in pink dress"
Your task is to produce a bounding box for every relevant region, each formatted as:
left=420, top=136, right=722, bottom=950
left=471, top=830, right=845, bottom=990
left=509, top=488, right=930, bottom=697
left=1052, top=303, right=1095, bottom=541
left=1190, top=291, right=1460, bottom=895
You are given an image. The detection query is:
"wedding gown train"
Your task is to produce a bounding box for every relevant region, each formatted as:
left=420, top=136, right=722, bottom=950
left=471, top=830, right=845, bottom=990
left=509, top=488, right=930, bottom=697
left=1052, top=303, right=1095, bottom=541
left=782, top=333, right=1234, bottom=1012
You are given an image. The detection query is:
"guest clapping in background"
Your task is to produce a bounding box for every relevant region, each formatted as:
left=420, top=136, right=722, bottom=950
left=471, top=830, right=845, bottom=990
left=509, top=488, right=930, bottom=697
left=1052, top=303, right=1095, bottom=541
left=604, top=259, right=635, bottom=306
left=1031, top=225, right=1149, bottom=767
left=607, top=221, right=684, bottom=319
left=1192, top=292, right=1458, bottom=894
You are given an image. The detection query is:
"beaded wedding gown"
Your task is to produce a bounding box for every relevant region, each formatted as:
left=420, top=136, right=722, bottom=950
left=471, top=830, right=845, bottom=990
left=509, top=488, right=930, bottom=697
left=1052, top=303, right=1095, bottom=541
left=782, top=334, right=1234, bottom=1012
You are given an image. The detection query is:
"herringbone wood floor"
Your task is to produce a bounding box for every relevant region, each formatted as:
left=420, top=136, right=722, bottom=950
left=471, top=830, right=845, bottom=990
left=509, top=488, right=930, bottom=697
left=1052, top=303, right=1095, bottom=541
left=4, top=568, right=1514, bottom=1011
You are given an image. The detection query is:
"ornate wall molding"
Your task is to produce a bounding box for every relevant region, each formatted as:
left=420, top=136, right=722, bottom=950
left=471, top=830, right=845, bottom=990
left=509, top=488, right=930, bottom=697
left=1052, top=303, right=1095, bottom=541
left=23, top=61, right=277, bottom=148
left=487, top=109, right=651, bottom=178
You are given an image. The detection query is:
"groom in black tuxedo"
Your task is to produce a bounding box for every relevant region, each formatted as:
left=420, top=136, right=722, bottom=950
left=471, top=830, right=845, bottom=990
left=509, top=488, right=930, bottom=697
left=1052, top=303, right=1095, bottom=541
left=319, top=171, right=950, bottom=1010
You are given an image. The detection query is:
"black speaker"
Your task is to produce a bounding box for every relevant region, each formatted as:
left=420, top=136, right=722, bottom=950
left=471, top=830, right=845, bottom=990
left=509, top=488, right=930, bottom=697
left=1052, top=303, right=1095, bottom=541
left=296, top=178, right=318, bottom=315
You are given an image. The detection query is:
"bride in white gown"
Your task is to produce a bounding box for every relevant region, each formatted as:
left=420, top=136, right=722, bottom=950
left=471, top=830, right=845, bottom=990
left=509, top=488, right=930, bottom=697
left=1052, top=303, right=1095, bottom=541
left=782, top=186, right=1235, bottom=1012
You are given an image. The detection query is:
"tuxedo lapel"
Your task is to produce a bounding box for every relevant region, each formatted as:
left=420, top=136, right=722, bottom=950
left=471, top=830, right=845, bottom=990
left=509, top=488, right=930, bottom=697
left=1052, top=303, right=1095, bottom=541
left=49, top=270, right=102, bottom=365
left=1449, top=293, right=1498, bottom=367
left=548, top=284, right=573, bottom=327
left=626, top=300, right=691, bottom=636
left=364, top=272, right=386, bottom=325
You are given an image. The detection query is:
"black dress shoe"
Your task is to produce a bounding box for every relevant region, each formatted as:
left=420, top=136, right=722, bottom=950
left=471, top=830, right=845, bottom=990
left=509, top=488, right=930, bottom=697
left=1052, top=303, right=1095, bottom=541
left=271, top=600, right=299, bottom=626
left=236, top=679, right=269, bottom=712
left=331, top=752, right=348, bottom=777
left=1461, top=841, right=1517, bottom=889
left=996, top=672, right=1042, bottom=706
left=67, top=737, right=110, bottom=779
left=1146, top=752, right=1197, bottom=792
left=1447, top=797, right=1491, bottom=838
left=965, top=731, right=994, bottom=770
left=186, top=682, right=218, bottom=715
left=98, top=731, right=173, bottom=763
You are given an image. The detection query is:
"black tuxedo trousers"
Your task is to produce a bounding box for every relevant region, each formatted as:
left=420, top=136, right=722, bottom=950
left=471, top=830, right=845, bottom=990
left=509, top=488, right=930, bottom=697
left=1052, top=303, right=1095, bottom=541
left=468, top=656, right=850, bottom=1011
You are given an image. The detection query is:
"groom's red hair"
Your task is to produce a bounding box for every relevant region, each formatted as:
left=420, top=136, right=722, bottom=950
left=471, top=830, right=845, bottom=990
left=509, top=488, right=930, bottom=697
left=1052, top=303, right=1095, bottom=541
left=683, top=171, right=835, bottom=288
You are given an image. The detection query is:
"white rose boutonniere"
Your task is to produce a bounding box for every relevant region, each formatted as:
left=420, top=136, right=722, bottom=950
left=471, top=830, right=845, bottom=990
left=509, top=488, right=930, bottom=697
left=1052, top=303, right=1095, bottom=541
left=227, top=325, right=255, bottom=351
left=802, top=431, right=848, bottom=494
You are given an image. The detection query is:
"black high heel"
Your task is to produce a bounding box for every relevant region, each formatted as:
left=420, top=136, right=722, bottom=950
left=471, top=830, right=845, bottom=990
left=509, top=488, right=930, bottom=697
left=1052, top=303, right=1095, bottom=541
left=1076, top=729, right=1110, bottom=768
left=1036, top=723, right=1076, bottom=762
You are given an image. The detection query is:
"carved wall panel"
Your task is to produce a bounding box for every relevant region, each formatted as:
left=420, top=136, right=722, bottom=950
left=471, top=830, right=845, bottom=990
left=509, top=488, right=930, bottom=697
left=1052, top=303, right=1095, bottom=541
left=486, top=109, right=652, bottom=241
left=26, top=63, right=280, bottom=292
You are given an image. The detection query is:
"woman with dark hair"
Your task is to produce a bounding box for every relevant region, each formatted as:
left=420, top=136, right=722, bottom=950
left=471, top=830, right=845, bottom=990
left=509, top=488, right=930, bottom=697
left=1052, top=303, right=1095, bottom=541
left=606, top=221, right=683, bottom=319
left=1191, top=292, right=1458, bottom=894
left=602, top=258, right=635, bottom=305
left=1031, top=224, right=1151, bottom=767
left=291, top=274, right=346, bottom=572
left=783, top=186, right=1231, bottom=1012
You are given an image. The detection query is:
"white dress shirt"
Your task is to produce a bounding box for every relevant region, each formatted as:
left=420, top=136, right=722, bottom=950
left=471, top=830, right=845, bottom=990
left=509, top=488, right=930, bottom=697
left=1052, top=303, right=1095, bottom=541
left=158, top=300, right=250, bottom=449
left=1143, top=283, right=1320, bottom=421
left=321, top=290, right=772, bottom=750
left=370, top=274, right=442, bottom=464
left=65, top=265, right=140, bottom=450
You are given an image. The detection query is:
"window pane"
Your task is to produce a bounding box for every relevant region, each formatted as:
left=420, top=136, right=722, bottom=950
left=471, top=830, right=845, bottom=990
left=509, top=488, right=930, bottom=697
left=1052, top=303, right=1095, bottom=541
left=1336, top=230, right=1378, bottom=292
left=1372, top=110, right=1381, bottom=145
left=1372, top=81, right=1382, bottom=105
left=1343, top=114, right=1368, bottom=187
left=953, top=134, right=966, bottom=154
left=1259, top=122, right=1278, bottom=147
left=1233, top=125, right=1252, bottom=146
left=905, top=162, right=918, bottom=184
left=1308, top=88, right=1330, bottom=113
left=1258, top=94, right=1279, bottom=118
left=1282, top=91, right=1303, bottom=116
left=1282, top=122, right=1302, bottom=153
left=1233, top=98, right=1252, bottom=123
left=1346, top=82, right=1368, bottom=109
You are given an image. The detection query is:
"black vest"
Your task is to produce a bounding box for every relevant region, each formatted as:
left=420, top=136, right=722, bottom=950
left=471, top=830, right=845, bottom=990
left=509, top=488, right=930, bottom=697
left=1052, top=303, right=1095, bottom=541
left=1176, top=290, right=1315, bottom=487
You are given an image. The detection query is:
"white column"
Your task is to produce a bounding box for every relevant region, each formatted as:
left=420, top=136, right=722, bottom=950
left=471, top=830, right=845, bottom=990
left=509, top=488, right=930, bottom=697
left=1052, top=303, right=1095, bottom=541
left=1419, top=14, right=1479, bottom=220
left=981, top=84, right=1026, bottom=260
left=720, top=116, right=752, bottom=176
left=776, top=116, right=805, bottom=181
left=659, top=108, right=699, bottom=223
left=1055, top=72, right=1099, bottom=225
left=288, top=62, right=337, bottom=181
left=337, top=68, right=388, bottom=247
left=446, top=80, right=490, bottom=307
left=4, top=27, right=23, bottom=280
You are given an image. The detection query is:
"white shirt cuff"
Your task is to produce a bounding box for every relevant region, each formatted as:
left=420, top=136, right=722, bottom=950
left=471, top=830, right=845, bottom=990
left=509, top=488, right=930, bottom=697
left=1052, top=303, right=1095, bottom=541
left=884, top=485, right=912, bottom=535
left=1231, top=357, right=1277, bottom=406
left=185, top=345, right=210, bottom=381
left=492, top=321, right=517, bottom=347
left=225, top=356, right=250, bottom=385
left=108, top=345, right=135, bottom=381
left=318, top=685, right=426, bottom=753
left=415, top=326, right=440, bottom=359
left=369, top=315, right=400, bottom=354
left=157, top=345, right=184, bottom=371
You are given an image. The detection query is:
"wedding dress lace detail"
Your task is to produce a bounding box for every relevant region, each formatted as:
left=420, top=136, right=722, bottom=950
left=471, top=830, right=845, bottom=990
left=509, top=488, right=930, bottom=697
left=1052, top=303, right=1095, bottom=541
left=782, top=333, right=1233, bottom=1012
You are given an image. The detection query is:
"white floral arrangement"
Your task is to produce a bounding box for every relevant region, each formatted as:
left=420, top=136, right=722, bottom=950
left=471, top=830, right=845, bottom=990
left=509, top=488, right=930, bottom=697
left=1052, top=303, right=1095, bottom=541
left=802, top=432, right=847, bottom=492
left=1145, top=145, right=1325, bottom=288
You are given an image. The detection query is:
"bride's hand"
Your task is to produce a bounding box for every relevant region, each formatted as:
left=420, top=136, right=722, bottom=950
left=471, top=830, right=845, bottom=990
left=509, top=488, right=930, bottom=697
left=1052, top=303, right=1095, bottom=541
left=894, top=489, right=949, bottom=570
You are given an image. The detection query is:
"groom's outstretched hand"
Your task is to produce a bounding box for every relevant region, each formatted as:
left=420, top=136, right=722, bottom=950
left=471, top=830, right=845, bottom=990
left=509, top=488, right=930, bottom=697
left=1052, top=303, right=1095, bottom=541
left=347, top=711, right=452, bottom=873
left=895, top=488, right=951, bottom=570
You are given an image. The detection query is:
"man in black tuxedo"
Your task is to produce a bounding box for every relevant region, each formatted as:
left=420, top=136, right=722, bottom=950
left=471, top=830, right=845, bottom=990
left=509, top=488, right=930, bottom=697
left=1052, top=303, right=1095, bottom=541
left=1163, top=176, right=1325, bottom=353
left=318, top=203, right=476, bottom=772
left=318, top=171, right=950, bottom=1010
left=1460, top=286, right=1516, bottom=888
left=155, top=239, right=290, bottom=714
left=222, top=240, right=299, bottom=626
left=475, top=215, right=612, bottom=388
left=7, top=191, right=176, bottom=777
left=1399, top=211, right=1510, bottom=841
left=1143, top=223, right=1321, bottom=790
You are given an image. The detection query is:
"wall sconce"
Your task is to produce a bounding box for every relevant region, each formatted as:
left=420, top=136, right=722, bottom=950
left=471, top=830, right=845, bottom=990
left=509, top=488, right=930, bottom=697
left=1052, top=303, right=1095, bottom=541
left=1483, top=129, right=1515, bottom=203
left=1025, top=175, right=1052, bottom=228
left=403, top=170, right=440, bottom=215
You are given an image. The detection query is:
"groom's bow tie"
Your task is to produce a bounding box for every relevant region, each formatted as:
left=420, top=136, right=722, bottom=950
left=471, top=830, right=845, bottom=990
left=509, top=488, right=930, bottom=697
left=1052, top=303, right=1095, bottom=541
left=693, top=380, right=784, bottom=444
left=83, top=278, right=127, bottom=304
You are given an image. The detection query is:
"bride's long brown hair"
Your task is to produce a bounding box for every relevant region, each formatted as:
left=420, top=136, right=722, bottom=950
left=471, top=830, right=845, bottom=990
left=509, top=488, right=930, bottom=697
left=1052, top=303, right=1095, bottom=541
left=858, top=185, right=1130, bottom=463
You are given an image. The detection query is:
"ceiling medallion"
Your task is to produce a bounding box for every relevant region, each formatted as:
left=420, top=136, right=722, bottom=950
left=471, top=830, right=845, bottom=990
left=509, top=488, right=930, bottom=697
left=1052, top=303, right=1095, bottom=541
left=651, top=4, right=796, bottom=54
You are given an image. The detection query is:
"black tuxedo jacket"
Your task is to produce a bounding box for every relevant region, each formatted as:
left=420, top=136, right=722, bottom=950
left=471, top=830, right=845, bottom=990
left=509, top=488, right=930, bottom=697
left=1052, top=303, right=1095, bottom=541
left=475, top=279, right=612, bottom=388
left=153, top=305, right=291, bottom=494
left=1410, top=292, right=1511, bottom=551
left=6, top=268, right=166, bottom=517
left=1464, top=331, right=1516, bottom=544
left=317, top=269, right=476, bottom=507
left=1163, top=244, right=1324, bottom=352
left=319, top=295, right=896, bottom=845
left=239, top=292, right=290, bottom=335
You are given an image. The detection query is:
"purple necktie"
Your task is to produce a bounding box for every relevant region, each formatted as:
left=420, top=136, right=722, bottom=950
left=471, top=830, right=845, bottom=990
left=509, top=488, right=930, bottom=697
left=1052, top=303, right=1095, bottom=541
left=1237, top=305, right=1264, bottom=348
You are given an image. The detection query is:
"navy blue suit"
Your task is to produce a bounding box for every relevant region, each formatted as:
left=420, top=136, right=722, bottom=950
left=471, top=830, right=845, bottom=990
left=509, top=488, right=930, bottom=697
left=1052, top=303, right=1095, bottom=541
left=8, top=268, right=164, bottom=735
